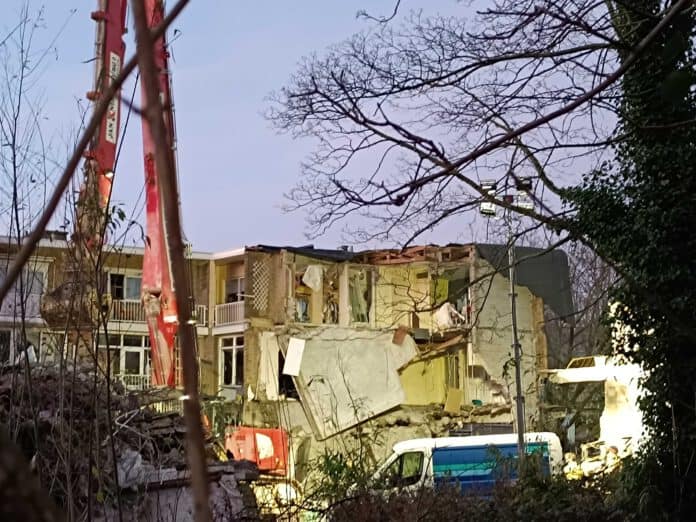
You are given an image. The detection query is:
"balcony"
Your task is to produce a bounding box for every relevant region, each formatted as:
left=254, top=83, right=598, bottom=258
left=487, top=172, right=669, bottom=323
left=214, top=301, right=244, bottom=326
left=194, top=304, right=208, bottom=326
left=110, top=299, right=209, bottom=326
left=111, top=299, right=145, bottom=322
left=1, top=294, right=43, bottom=323
left=117, top=373, right=151, bottom=390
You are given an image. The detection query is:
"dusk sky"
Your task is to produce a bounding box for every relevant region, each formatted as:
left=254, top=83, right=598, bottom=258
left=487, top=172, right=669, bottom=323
left=7, top=1, right=473, bottom=252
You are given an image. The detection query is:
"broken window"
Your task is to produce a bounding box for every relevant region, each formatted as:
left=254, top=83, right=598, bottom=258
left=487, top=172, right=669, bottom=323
left=323, top=265, right=339, bottom=324
left=278, top=351, right=299, bottom=399
left=294, top=264, right=323, bottom=323
left=432, top=267, right=471, bottom=328
left=348, top=267, right=372, bottom=323
left=294, top=274, right=312, bottom=323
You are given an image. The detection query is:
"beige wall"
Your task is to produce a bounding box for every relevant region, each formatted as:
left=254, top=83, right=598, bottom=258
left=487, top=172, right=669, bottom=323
left=471, top=257, right=540, bottom=425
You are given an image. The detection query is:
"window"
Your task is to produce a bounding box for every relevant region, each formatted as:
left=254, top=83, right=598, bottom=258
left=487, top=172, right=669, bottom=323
left=98, top=333, right=151, bottom=384
left=110, top=273, right=142, bottom=300
left=0, top=330, right=11, bottom=363
left=349, top=268, right=373, bottom=323
left=0, top=267, right=45, bottom=318
left=225, top=277, right=244, bottom=303
left=220, top=335, right=244, bottom=387
left=381, top=451, right=424, bottom=488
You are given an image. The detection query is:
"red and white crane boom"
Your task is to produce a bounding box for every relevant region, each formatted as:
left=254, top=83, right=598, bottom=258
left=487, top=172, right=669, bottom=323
left=51, top=0, right=181, bottom=387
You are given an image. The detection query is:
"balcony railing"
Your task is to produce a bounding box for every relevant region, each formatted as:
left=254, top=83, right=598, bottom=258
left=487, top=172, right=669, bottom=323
left=117, top=373, right=151, bottom=390
left=111, top=299, right=145, bottom=322
left=214, top=301, right=244, bottom=326
left=195, top=304, right=208, bottom=326
left=110, top=299, right=209, bottom=325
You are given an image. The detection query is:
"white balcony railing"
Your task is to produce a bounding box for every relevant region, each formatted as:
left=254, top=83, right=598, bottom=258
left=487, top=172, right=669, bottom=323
left=195, top=304, right=208, bottom=326
left=118, top=373, right=151, bottom=390
left=111, top=299, right=145, bottom=322
left=110, top=299, right=209, bottom=326
left=214, top=301, right=244, bottom=326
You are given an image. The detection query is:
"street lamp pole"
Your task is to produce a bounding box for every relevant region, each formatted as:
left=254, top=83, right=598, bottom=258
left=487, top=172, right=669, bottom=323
left=480, top=177, right=532, bottom=465
left=507, top=219, right=526, bottom=463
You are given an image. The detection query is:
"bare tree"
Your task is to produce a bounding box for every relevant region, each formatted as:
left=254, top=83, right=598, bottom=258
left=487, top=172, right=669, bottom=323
left=268, top=0, right=685, bottom=248
left=270, top=1, right=696, bottom=516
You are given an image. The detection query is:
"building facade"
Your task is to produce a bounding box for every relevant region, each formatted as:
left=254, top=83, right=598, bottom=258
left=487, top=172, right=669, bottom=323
left=0, top=233, right=248, bottom=397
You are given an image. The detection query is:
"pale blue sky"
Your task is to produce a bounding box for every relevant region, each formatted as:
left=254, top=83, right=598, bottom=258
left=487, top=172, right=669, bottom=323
left=5, top=1, right=468, bottom=252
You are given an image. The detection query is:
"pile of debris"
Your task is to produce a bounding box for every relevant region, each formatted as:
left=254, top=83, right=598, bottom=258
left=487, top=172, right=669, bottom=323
left=0, top=364, right=258, bottom=520
left=0, top=363, right=130, bottom=514
left=114, top=409, right=191, bottom=472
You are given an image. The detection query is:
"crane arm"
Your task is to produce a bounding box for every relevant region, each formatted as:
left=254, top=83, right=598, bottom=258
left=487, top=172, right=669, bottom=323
left=140, top=0, right=180, bottom=387
left=75, top=1, right=128, bottom=259
left=41, top=1, right=127, bottom=330
left=44, top=1, right=181, bottom=389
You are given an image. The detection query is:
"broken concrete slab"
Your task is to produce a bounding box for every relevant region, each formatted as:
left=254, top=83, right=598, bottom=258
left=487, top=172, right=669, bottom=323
left=279, top=327, right=418, bottom=440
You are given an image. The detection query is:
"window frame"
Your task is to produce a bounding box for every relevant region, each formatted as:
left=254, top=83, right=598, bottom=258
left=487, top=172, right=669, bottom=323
left=219, top=334, right=244, bottom=388
left=98, top=333, right=151, bottom=377
left=225, top=277, right=245, bottom=303
left=109, top=271, right=143, bottom=301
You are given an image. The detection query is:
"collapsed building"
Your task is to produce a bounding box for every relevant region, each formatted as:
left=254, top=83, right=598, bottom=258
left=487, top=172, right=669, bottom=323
left=1, top=233, right=574, bottom=496
left=237, top=243, right=574, bottom=475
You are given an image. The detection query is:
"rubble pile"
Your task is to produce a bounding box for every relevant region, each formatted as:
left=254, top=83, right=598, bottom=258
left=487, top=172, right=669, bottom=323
left=0, top=364, right=129, bottom=513
left=114, top=409, right=191, bottom=470
left=0, top=365, right=259, bottom=520
left=370, top=405, right=514, bottom=435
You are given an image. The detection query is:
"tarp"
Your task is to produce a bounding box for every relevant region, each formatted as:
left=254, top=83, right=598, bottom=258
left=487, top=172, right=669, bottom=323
left=476, top=244, right=575, bottom=325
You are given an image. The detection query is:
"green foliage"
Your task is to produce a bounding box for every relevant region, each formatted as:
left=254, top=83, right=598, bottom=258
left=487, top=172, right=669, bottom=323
left=304, top=444, right=380, bottom=509
left=564, top=1, right=696, bottom=518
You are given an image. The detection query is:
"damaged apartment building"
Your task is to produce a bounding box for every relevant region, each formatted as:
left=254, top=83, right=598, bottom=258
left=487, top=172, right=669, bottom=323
left=1, top=233, right=572, bottom=468
left=239, top=243, right=574, bottom=466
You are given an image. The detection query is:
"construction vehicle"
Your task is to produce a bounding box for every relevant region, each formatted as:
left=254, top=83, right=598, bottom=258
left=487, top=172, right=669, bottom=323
left=547, top=356, right=644, bottom=478
left=225, top=426, right=302, bottom=516
left=41, top=0, right=181, bottom=387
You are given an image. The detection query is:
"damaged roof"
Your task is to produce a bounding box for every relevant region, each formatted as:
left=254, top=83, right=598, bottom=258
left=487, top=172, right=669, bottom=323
left=249, top=244, right=359, bottom=262
left=248, top=242, right=574, bottom=323
left=476, top=243, right=575, bottom=325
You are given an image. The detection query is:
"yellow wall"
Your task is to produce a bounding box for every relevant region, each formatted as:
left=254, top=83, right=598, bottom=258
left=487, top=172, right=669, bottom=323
left=374, top=264, right=433, bottom=329
left=400, top=358, right=448, bottom=405
left=214, top=260, right=245, bottom=304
